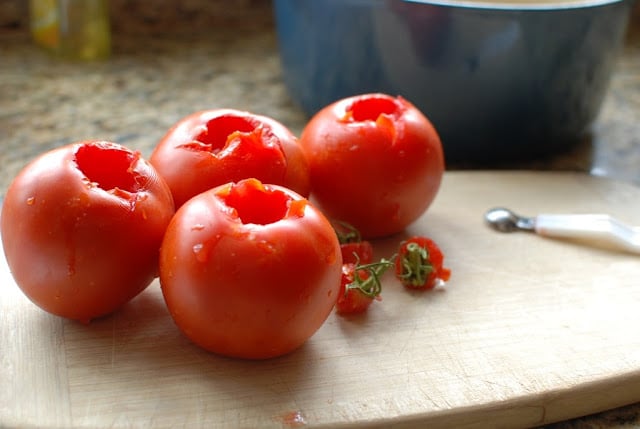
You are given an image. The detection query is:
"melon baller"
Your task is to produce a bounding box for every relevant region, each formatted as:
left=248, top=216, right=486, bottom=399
left=484, top=207, right=640, bottom=255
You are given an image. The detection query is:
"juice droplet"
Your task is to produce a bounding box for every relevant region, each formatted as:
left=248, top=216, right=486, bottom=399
left=281, top=411, right=306, bottom=427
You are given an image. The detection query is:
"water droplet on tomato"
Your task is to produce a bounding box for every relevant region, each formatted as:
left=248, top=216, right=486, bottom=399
left=257, top=239, right=276, bottom=253
left=325, top=252, right=337, bottom=264
left=192, top=243, right=209, bottom=262
left=191, top=224, right=205, bottom=231
left=26, top=196, right=35, bottom=205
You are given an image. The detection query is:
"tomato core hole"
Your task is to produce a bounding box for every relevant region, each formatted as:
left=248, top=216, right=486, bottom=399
left=225, top=180, right=289, bottom=225
left=195, top=115, right=257, bottom=152
left=347, top=96, right=399, bottom=122
left=75, top=143, right=140, bottom=192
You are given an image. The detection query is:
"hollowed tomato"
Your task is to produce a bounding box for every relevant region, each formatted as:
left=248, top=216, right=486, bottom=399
left=300, top=93, right=445, bottom=238
left=149, top=109, right=310, bottom=208
left=1, top=141, right=175, bottom=323
left=159, top=178, right=342, bottom=359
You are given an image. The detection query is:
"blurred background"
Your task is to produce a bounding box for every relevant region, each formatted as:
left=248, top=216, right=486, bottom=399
left=0, top=0, right=638, bottom=186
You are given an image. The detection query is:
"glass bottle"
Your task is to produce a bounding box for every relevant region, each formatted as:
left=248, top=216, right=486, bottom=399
left=29, top=0, right=111, bottom=61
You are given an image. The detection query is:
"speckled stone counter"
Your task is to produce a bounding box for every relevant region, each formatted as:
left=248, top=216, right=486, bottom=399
left=0, top=0, right=302, bottom=194
left=1, top=0, right=639, bottom=192
left=0, top=1, right=639, bottom=428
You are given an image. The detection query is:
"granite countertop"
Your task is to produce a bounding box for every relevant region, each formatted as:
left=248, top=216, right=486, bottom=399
left=0, top=1, right=639, bottom=428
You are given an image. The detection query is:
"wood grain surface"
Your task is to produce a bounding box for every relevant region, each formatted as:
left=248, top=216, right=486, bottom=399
left=2, top=171, right=640, bottom=428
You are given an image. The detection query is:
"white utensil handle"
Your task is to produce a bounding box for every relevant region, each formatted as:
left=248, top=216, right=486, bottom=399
left=535, top=214, right=640, bottom=254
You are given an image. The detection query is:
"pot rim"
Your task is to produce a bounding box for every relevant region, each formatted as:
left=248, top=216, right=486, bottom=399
left=402, top=0, right=630, bottom=11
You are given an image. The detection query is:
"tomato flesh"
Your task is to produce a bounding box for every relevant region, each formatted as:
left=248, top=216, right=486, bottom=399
left=344, top=95, right=398, bottom=121
left=75, top=143, right=141, bottom=192
left=193, top=115, right=256, bottom=151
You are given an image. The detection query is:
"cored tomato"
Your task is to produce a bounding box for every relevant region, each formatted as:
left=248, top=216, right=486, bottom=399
left=395, top=235, right=451, bottom=289
left=159, top=178, right=342, bottom=359
left=149, top=109, right=310, bottom=208
left=1, top=141, right=175, bottom=323
left=300, top=93, right=445, bottom=238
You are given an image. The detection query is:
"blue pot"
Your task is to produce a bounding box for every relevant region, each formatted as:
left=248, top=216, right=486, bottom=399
left=273, top=0, right=635, bottom=162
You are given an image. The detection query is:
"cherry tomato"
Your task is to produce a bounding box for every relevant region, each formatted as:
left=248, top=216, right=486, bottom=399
left=149, top=109, right=310, bottom=208
left=300, top=93, right=445, bottom=238
left=395, top=236, right=451, bottom=289
left=159, top=178, right=342, bottom=359
left=1, top=141, right=175, bottom=323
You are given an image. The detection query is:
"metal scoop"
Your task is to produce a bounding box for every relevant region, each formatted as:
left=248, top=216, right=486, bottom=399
left=484, top=207, right=640, bottom=254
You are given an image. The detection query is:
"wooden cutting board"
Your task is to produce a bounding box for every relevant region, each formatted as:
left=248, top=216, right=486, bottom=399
left=2, top=171, right=640, bottom=429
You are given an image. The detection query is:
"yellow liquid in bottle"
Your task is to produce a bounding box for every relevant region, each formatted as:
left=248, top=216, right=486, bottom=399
left=29, top=0, right=59, bottom=50
left=29, top=0, right=111, bottom=61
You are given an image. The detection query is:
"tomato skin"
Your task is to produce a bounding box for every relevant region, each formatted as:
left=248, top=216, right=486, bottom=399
left=300, top=93, right=445, bottom=238
left=159, top=178, right=342, bottom=359
left=150, top=109, right=310, bottom=208
left=0, top=141, right=175, bottom=323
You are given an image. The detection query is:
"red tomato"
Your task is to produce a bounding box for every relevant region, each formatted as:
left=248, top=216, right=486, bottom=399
left=395, top=236, right=451, bottom=289
left=1, top=141, right=175, bottom=323
left=159, top=178, right=342, bottom=359
left=300, top=93, right=445, bottom=238
left=149, top=109, right=310, bottom=208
